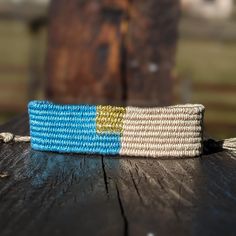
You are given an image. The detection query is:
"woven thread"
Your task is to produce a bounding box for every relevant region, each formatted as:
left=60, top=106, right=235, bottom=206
left=29, top=101, right=121, bottom=155
left=28, top=101, right=205, bottom=157
left=96, top=105, right=126, bottom=133
left=0, top=132, right=30, bottom=143
left=120, top=105, right=204, bottom=157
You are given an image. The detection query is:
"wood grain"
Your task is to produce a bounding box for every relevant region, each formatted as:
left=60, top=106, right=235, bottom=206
left=46, top=0, right=180, bottom=105
left=46, top=0, right=127, bottom=104
left=0, top=117, right=236, bottom=236
left=126, top=0, right=180, bottom=105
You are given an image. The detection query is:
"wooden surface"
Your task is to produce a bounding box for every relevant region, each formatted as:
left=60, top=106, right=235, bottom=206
left=0, top=116, right=236, bottom=236
left=46, top=0, right=180, bottom=105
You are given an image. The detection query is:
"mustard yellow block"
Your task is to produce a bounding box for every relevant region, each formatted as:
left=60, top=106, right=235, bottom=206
left=96, top=105, right=126, bottom=134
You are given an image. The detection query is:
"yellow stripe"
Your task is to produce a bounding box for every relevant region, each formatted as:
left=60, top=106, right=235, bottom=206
left=96, top=105, right=126, bottom=134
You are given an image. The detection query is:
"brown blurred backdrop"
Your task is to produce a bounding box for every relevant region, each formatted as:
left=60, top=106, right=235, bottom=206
left=0, top=0, right=235, bottom=139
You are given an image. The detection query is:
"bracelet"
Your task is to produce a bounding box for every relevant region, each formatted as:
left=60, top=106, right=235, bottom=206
left=28, top=101, right=205, bottom=158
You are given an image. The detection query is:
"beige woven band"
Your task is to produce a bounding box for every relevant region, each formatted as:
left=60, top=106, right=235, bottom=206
left=119, top=104, right=205, bottom=157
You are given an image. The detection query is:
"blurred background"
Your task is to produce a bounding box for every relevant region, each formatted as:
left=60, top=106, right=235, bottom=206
left=0, top=0, right=235, bottom=139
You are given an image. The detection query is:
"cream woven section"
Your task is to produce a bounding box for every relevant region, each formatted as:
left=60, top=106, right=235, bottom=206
left=120, top=104, right=205, bottom=158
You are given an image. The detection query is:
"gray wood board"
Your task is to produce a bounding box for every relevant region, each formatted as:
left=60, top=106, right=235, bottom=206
left=0, top=117, right=236, bottom=236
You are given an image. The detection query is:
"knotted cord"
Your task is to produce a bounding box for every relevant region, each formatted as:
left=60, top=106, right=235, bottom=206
left=0, top=132, right=31, bottom=143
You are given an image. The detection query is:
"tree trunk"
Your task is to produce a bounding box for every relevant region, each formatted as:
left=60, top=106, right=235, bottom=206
left=46, top=0, right=180, bottom=106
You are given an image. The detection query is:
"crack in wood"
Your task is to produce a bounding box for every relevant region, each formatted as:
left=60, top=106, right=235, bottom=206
left=101, top=156, right=109, bottom=197
left=115, top=183, right=128, bottom=236
left=172, top=206, right=181, bottom=222
left=157, top=178, right=165, bottom=190
left=129, top=169, right=145, bottom=205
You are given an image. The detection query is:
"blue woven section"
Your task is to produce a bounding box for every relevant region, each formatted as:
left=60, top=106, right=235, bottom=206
left=28, top=101, right=121, bottom=155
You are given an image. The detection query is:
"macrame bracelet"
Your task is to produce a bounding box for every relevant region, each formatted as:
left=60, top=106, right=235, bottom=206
left=28, top=101, right=205, bottom=158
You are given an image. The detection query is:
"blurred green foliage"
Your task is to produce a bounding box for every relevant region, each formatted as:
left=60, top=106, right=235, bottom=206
left=177, top=39, right=236, bottom=84
left=0, top=20, right=46, bottom=125
left=176, top=20, right=236, bottom=138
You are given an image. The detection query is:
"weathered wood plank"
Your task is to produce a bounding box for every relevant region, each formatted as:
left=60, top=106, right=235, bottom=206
left=0, top=117, right=236, bottom=236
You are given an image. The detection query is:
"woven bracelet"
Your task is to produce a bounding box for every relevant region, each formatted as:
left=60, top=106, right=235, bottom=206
left=28, top=101, right=205, bottom=158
